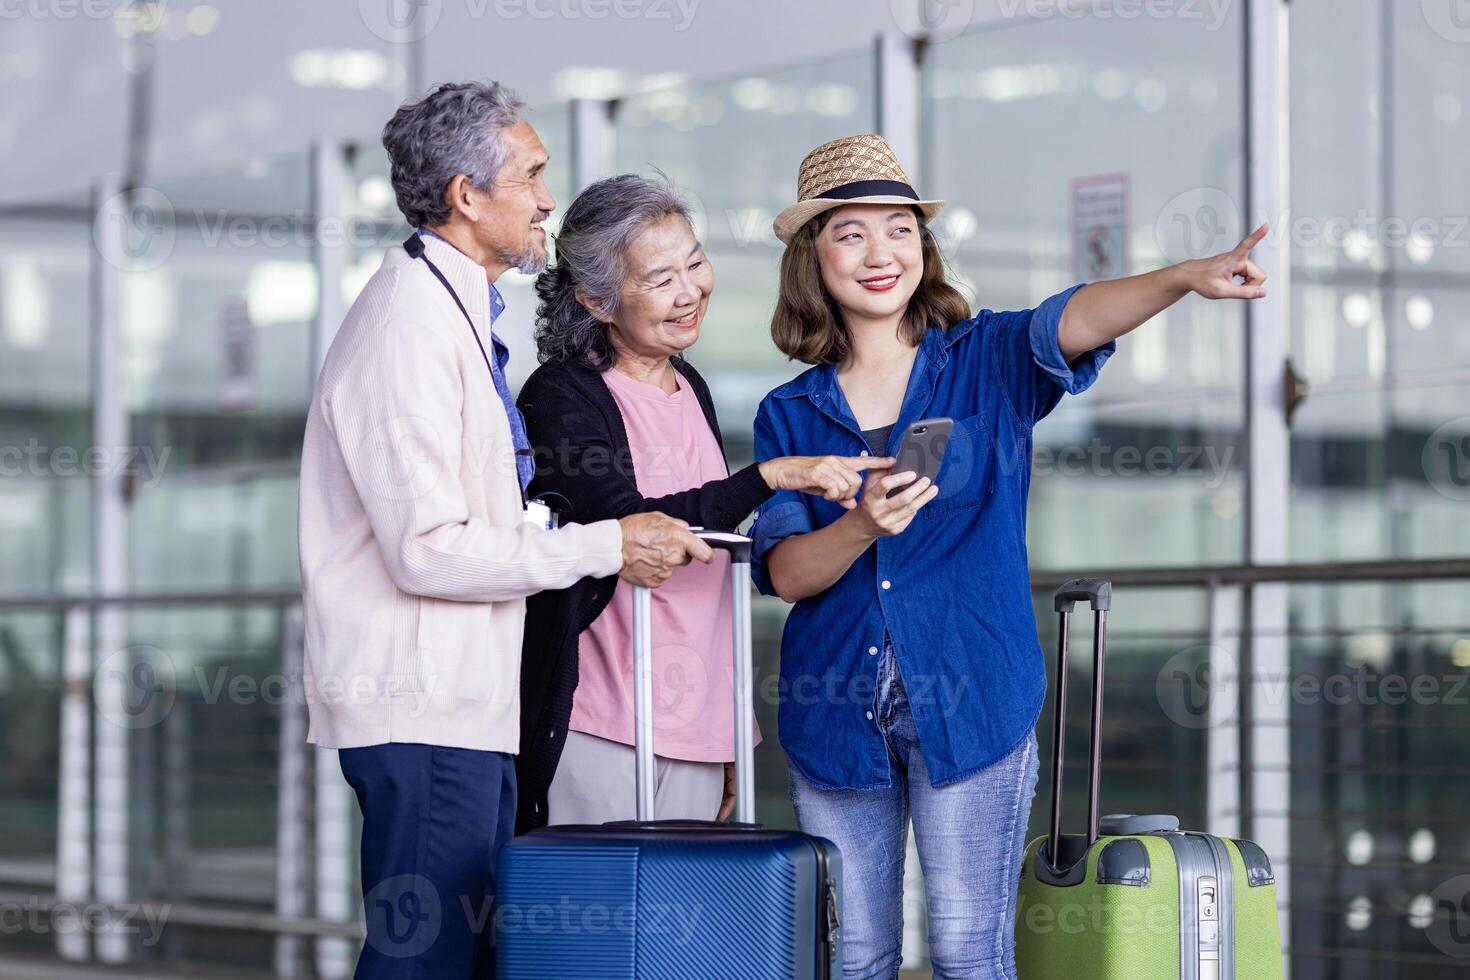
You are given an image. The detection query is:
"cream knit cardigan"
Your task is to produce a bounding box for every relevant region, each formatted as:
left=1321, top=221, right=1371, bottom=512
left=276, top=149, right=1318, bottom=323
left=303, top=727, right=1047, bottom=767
left=297, top=234, right=624, bottom=752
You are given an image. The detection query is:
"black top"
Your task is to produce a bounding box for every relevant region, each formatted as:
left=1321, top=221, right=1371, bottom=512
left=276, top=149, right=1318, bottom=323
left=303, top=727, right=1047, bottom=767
left=513, top=356, right=774, bottom=833
left=862, top=424, right=894, bottom=455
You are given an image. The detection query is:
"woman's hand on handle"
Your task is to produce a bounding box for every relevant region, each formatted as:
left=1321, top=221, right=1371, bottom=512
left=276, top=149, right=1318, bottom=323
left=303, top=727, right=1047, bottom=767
left=759, top=455, right=891, bottom=510
left=616, top=512, right=715, bottom=589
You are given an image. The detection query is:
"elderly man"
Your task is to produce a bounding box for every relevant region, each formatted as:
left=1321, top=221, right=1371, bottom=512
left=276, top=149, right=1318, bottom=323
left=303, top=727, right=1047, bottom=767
left=297, top=81, right=711, bottom=978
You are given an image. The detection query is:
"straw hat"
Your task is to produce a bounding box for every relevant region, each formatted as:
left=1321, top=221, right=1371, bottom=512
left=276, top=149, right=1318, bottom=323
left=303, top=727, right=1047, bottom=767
left=772, top=133, right=945, bottom=245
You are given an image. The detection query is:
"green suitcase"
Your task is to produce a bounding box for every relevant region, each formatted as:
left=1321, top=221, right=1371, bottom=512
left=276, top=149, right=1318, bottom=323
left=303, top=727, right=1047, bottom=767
left=1015, top=580, right=1285, bottom=980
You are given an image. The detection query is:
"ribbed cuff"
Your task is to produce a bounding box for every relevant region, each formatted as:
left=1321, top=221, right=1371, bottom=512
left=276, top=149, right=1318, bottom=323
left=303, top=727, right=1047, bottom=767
left=580, top=518, right=625, bottom=579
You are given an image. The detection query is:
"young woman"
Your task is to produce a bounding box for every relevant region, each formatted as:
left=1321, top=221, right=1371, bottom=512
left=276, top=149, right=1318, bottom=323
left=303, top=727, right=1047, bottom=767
left=749, top=134, right=1268, bottom=979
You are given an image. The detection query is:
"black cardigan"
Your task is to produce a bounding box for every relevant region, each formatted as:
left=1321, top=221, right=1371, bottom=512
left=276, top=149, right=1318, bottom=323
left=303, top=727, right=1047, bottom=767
left=513, top=356, right=773, bottom=833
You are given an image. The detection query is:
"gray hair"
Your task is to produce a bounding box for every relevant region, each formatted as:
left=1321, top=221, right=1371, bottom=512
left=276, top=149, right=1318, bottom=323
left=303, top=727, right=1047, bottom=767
left=534, top=174, right=693, bottom=367
left=380, top=81, right=526, bottom=228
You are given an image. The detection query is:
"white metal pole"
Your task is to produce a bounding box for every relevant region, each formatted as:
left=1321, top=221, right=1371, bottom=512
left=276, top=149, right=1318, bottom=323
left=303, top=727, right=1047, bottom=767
left=876, top=31, right=921, bottom=176
left=310, top=138, right=357, bottom=980
left=90, top=175, right=131, bottom=965
left=570, top=99, right=616, bottom=195
left=730, top=562, right=754, bottom=826
left=633, top=585, right=656, bottom=822
left=275, top=605, right=308, bottom=979
left=55, top=605, right=92, bottom=962
left=1206, top=581, right=1242, bottom=840
left=1245, top=0, right=1293, bottom=967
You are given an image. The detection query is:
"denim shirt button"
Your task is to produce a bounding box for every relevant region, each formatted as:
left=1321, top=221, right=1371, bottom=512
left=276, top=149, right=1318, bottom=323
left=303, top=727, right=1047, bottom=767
left=865, top=710, right=874, bottom=721
left=859, top=449, right=869, bottom=457
left=868, top=646, right=878, bottom=655
left=881, top=580, right=891, bottom=590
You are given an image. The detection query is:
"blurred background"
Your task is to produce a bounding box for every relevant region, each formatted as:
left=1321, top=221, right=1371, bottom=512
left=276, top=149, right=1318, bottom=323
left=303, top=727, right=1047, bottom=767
left=2, top=0, right=1469, bottom=977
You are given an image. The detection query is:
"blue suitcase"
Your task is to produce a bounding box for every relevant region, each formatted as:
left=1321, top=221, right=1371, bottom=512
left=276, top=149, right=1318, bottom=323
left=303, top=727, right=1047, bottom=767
left=496, top=531, right=844, bottom=979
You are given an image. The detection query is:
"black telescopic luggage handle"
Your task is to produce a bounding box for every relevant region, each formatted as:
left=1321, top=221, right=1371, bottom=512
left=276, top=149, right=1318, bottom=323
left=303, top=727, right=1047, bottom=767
left=1046, top=578, right=1112, bottom=874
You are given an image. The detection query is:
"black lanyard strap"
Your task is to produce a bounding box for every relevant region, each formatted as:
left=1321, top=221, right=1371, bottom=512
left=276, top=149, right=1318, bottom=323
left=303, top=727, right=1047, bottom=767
left=404, top=232, right=499, bottom=381
left=403, top=232, right=530, bottom=505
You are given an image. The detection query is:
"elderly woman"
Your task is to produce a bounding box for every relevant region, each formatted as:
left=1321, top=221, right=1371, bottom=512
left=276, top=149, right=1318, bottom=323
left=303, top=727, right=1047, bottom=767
left=514, top=174, right=878, bottom=832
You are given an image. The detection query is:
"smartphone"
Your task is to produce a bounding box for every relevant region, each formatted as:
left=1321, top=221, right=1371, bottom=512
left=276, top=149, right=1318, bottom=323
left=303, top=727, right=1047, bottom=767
left=885, top=417, right=954, bottom=499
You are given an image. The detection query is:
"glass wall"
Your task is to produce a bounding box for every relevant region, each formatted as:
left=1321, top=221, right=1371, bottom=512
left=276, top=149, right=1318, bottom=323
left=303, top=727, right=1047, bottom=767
left=1282, top=579, right=1470, bottom=979
left=925, top=9, right=1248, bottom=573
left=0, top=207, right=92, bottom=920
left=124, top=153, right=315, bottom=595
left=0, top=211, right=93, bottom=596
left=98, top=154, right=318, bottom=971
left=1285, top=2, right=1470, bottom=976
left=1289, top=0, right=1470, bottom=565
left=2, top=8, right=1468, bottom=976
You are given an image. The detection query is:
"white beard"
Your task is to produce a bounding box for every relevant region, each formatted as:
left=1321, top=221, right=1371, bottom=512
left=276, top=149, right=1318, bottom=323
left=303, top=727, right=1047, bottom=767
left=501, top=242, right=548, bottom=275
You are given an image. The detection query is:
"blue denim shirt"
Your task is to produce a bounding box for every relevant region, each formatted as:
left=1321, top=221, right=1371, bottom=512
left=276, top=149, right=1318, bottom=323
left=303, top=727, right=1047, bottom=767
left=750, top=285, right=1113, bottom=790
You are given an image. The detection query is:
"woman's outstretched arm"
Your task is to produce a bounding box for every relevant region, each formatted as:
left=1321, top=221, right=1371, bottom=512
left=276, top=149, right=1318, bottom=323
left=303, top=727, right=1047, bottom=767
left=1058, top=224, right=1270, bottom=362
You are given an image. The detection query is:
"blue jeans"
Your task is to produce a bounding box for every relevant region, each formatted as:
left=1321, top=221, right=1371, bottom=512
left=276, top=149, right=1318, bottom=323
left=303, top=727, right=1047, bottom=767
left=339, top=743, right=516, bottom=979
left=787, top=641, right=1040, bottom=980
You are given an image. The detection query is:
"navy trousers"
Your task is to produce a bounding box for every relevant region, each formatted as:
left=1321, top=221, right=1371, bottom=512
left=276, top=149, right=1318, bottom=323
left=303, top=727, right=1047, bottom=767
left=339, top=743, right=517, bottom=980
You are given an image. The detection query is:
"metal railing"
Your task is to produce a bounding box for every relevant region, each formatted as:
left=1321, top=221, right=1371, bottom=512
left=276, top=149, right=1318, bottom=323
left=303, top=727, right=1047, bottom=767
left=1, top=554, right=1468, bottom=976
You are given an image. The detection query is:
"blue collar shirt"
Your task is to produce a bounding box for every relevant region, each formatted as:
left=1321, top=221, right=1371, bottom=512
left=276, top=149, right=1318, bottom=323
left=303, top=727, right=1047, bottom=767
left=749, top=284, right=1113, bottom=790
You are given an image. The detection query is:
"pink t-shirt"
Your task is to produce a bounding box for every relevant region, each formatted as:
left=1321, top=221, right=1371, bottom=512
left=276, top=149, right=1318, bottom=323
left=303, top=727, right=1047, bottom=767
left=569, top=365, right=760, bottom=763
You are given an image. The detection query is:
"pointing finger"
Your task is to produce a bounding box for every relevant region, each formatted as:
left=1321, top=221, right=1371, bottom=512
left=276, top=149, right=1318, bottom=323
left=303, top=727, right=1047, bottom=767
left=1235, top=223, right=1269, bottom=257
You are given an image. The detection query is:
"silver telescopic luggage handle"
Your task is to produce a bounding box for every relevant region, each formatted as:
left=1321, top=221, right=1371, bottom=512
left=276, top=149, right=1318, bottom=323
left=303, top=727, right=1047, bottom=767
left=630, top=530, right=755, bottom=825
left=1046, top=579, right=1112, bottom=874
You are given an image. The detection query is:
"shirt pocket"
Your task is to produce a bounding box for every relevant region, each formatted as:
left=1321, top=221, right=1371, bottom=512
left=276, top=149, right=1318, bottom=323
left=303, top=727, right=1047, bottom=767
left=922, top=411, right=997, bottom=519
